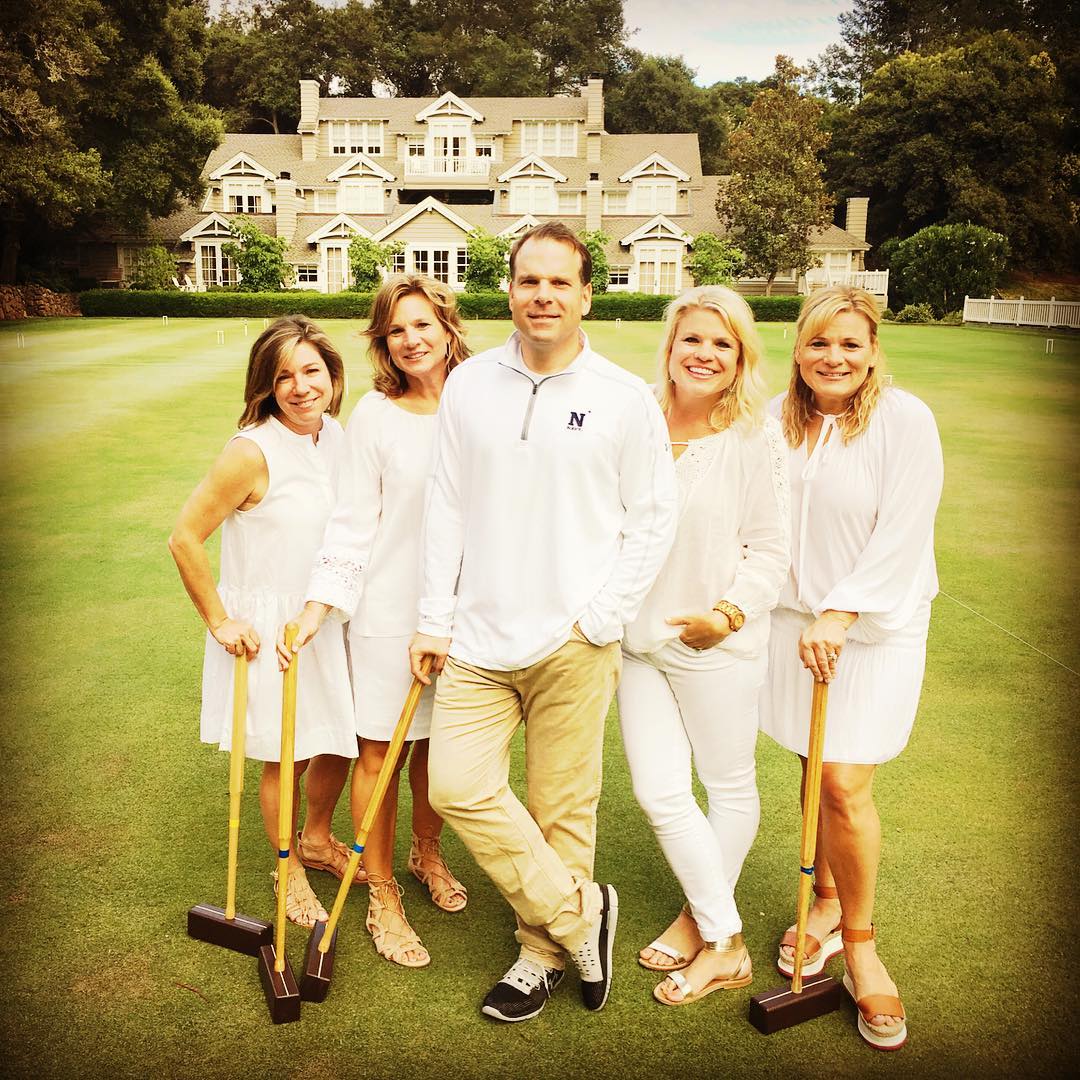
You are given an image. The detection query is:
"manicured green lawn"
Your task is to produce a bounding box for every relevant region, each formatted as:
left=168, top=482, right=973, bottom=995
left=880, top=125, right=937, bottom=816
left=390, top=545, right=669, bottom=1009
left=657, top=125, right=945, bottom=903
left=0, top=317, right=1077, bottom=1078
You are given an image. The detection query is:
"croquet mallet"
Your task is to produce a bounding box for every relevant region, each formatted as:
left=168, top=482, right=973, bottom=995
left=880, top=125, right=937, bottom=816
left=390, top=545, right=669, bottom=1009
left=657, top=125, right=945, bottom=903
left=299, top=656, right=433, bottom=1002
left=749, top=676, right=844, bottom=1033
left=187, top=648, right=273, bottom=955
left=257, top=623, right=302, bottom=1024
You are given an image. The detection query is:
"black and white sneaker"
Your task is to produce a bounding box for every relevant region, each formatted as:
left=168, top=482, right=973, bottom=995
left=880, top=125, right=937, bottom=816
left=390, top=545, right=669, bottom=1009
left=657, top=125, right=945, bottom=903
left=568, top=883, right=618, bottom=1011
left=481, top=958, right=565, bottom=1022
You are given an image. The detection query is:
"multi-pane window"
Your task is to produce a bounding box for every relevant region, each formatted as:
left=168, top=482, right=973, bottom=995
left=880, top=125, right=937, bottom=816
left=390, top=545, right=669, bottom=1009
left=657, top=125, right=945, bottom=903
left=407, top=137, right=426, bottom=158
left=609, top=268, right=629, bottom=286
left=510, top=179, right=556, bottom=214
left=432, top=249, right=450, bottom=283
left=457, top=248, right=468, bottom=282
left=330, top=121, right=384, bottom=156
left=603, top=190, right=629, bottom=214
left=198, top=243, right=236, bottom=287
left=338, top=180, right=382, bottom=214
left=520, top=121, right=577, bottom=157
left=224, top=179, right=265, bottom=214
left=412, top=250, right=430, bottom=275
left=637, top=246, right=680, bottom=294
left=631, top=178, right=676, bottom=214
left=475, top=138, right=493, bottom=158
left=296, top=265, right=319, bottom=284
left=325, top=246, right=347, bottom=292
left=557, top=190, right=581, bottom=214
left=391, top=252, right=406, bottom=274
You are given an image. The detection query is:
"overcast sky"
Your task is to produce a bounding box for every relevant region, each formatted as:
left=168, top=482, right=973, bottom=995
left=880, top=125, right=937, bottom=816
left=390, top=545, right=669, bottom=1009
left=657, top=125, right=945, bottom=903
left=624, top=0, right=853, bottom=83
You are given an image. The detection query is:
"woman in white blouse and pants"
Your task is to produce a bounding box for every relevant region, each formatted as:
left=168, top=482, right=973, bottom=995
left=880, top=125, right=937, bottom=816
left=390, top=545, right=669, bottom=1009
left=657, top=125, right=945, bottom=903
left=617, top=286, right=790, bottom=1006
left=761, top=286, right=943, bottom=1050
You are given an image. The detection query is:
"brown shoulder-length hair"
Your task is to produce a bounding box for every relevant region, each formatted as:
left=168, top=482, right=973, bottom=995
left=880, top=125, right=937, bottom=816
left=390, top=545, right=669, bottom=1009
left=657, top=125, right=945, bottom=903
left=238, top=315, right=345, bottom=429
left=654, top=285, right=768, bottom=432
left=782, top=285, right=889, bottom=448
left=365, top=274, right=469, bottom=398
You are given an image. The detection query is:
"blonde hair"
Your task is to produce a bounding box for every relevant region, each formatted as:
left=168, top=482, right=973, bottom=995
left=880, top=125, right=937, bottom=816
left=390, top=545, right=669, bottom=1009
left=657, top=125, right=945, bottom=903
left=365, top=274, right=469, bottom=397
left=238, top=315, right=344, bottom=429
left=654, top=285, right=768, bottom=431
left=782, top=286, right=888, bottom=448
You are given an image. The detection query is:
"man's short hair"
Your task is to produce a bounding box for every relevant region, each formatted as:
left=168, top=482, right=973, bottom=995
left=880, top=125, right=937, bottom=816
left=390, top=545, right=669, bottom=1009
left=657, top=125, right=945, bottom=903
left=508, top=222, right=593, bottom=287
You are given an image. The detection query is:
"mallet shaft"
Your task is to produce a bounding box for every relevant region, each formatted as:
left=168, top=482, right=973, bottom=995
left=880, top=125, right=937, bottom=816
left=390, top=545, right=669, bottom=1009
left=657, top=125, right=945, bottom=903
left=274, top=624, right=299, bottom=974
left=318, top=657, right=432, bottom=952
left=225, top=651, right=248, bottom=921
left=792, top=678, right=828, bottom=993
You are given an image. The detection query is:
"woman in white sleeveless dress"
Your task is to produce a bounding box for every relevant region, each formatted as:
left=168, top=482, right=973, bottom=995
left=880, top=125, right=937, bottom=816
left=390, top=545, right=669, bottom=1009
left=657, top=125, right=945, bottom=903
left=280, top=275, right=471, bottom=968
left=761, top=286, right=943, bottom=1051
left=170, top=316, right=358, bottom=927
left=617, top=286, right=790, bottom=1006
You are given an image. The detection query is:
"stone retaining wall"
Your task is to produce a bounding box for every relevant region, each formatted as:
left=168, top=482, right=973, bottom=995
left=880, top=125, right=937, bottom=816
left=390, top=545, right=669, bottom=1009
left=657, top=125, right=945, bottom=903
left=0, top=285, right=81, bottom=320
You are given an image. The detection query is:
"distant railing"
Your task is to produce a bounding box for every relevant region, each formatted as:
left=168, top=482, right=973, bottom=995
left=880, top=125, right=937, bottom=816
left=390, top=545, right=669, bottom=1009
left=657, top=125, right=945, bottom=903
left=404, top=157, right=490, bottom=178
left=963, top=296, right=1080, bottom=329
left=805, top=268, right=890, bottom=296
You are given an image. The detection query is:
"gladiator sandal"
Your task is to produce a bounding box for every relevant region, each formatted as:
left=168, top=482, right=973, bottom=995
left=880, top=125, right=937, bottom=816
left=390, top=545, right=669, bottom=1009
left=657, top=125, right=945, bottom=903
left=365, top=874, right=430, bottom=969
left=407, top=834, right=468, bottom=912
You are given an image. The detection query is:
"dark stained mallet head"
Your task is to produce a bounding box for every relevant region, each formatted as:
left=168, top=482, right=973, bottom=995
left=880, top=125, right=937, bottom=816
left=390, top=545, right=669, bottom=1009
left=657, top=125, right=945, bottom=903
left=748, top=972, right=843, bottom=1034
left=258, top=944, right=301, bottom=1024
left=187, top=903, right=272, bottom=957
left=299, top=920, right=337, bottom=1002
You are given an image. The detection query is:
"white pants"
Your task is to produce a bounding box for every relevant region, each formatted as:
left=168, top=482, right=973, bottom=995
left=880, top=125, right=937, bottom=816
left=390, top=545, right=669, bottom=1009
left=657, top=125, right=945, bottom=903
left=617, top=641, right=765, bottom=939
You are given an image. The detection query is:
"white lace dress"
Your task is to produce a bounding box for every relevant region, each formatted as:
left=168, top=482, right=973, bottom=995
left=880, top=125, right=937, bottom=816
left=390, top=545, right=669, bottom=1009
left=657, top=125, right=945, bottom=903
left=199, top=415, right=358, bottom=762
left=306, top=392, right=438, bottom=741
left=759, top=388, right=944, bottom=764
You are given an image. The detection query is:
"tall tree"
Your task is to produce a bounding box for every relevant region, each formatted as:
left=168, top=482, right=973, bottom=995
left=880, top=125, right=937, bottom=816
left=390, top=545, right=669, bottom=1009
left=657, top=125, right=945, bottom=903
left=0, top=0, right=221, bottom=282
left=605, top=54, right=728, bottom=174
left=716, top=57, right=832, bottom=295
left=827, top=31, right=1073, bottom=266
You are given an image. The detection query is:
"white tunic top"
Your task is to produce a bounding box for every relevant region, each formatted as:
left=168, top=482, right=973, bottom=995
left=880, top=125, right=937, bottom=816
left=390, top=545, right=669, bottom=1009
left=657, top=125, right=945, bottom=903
left=760, top=387, right=944, bottom=763
left=624, top=415, right=790, bottom=659
left=200, top=415, right=357, bottom=762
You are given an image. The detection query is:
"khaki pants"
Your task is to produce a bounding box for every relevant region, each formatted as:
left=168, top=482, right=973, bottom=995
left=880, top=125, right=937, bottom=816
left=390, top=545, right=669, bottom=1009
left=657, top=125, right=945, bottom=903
left=428, top=629, right=621, bottom=970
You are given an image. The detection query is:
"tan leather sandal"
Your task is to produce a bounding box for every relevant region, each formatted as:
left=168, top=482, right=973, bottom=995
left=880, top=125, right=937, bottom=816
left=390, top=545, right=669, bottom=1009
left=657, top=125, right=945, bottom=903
left=777, top=882, right=843, bottom=976
left=407, top=834, right=467, bottom=913
left=296, top=830, right=368, bottom=884
left=366, top=875, right=430, bottom=968
left=271, top=866, right=327, bottom=928
left=841, top=925, right=907, bottom=1051
left=653, top=933, right=753, bottom=1006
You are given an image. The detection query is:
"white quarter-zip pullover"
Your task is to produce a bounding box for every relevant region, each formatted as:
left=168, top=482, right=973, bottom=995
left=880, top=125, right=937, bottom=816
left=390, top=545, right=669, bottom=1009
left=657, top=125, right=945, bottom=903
left=418, top=331, right=678, bottom=671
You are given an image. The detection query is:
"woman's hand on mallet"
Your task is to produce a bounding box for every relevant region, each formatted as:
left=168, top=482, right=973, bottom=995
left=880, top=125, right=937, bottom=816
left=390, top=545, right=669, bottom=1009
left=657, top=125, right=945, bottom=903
left=666, top=611, right=732, bottom=652
left=275, top=602, right=330, bottom=670
left=409, top=633, right=450, bottom=685
left=211, top=617, right=260, bottom=658
left=798, top=609, right=857, bottom=682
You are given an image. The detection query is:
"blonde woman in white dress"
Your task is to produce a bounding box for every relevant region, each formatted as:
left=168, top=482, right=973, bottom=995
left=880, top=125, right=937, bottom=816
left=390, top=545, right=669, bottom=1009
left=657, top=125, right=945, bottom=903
left=617, top=286, right=790, bottom=1006
left=170, top=316, right=358, bottom=928
left=760, top=285, right=943, bottom=1051
left=279, top=275, right=470, bottom=968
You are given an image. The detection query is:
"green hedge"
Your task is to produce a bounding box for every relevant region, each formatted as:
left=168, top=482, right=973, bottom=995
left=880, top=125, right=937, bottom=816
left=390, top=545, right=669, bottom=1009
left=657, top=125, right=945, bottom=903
left=78, top=289, right=804, bottom=322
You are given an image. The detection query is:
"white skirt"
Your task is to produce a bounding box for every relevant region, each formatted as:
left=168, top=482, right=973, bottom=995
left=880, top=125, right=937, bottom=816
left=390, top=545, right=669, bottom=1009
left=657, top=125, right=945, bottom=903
left=759, top=608, right=927, bottom=765
left=349, top=633, right=435, bottom=741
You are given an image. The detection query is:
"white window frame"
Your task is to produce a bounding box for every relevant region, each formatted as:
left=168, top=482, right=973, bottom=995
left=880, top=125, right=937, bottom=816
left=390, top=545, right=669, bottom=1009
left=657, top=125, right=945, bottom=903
left=631, top=178, right=677, bottom=215
left=407, top=136, right=426, bottom=158
left=223, top=178, right=266, bottom=214
left=331, top=121, right=384, bottom=156
left=634, top=243, right=682, bottom=295
left=338, top=180, right=382, bottom=214
left=510, top=179, right=556, bottom=215
left=603, top=190, right=629, bottom=214
left=608, top=267, right=630, bottom=289
left=196, top=242, right=237, bottom=289
left=557, top=190, right=581, bottom=215
left=521, top=120, right=578, bottom=157
left=322, top=243, right=350, bottom=293
left=406, top=244, right=469, bottom=291
left=295, top=264, right=319, bottom=289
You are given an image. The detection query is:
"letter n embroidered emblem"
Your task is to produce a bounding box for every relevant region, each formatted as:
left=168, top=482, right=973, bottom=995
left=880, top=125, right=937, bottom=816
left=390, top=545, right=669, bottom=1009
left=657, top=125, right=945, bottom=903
left=568, top=411, right=586, bottom=429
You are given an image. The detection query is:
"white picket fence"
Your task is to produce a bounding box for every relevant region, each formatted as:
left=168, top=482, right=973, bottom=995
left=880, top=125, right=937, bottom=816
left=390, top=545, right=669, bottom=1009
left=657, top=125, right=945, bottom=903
left=963, top=296, right=1080, bottom=329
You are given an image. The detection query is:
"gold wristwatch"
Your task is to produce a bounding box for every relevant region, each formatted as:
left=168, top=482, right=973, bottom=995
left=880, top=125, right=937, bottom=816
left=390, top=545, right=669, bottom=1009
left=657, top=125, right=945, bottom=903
left=712, top=600, right=745, bottom=632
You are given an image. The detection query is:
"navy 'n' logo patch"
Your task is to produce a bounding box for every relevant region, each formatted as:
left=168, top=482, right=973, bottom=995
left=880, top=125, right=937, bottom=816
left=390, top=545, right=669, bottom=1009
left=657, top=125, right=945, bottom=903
left=567, top=410, right=587, bottom=430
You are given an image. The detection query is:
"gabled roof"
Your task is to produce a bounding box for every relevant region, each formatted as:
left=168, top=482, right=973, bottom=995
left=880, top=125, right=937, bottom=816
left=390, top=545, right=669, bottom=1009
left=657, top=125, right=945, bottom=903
left=208, top=152, right=276, bottom=181
left=304, top=214, right=374, bottom=243
left=601, top=135, right=701, bottom=188
left=497, top=155, right=568, bottom=183
left=326, top=152, right=396, bottom=183
left=372, top=196, right=476, bottom=242
left=204, top=135, right=303, bottom=180
left=415, top=92, right=484, bottom=123
left=179, top=212, right=235, bottom=241
left=618, top=153, right=691, bottom=184
left=497, top=214, right=542, bottom=238
left=620, top=215, right=693, bottom=246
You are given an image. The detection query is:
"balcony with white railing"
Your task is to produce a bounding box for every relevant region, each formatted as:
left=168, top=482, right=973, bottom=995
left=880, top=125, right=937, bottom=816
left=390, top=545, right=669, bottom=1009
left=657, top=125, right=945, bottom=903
left=403, top=156, right=492, bottom=184
left=804, top=268, right=890, bottom=298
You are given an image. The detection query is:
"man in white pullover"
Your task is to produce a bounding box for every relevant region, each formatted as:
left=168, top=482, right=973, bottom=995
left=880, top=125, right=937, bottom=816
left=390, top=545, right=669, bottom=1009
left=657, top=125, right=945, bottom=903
left=410, top=223, right=677, bottom=1021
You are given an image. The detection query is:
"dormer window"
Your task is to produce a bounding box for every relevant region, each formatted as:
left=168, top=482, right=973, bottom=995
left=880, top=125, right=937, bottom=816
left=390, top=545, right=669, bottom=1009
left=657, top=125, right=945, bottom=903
left=521, top=121, right=577, bottom=157
left=632, top=178, right=676, bottom=214
left=223, top=179, right=266, bottom=213
left=510, top=179, right=556, bottom=214
left=330, top=121, right=384, bottom=156
left=338, top=179, right=382, bottom=214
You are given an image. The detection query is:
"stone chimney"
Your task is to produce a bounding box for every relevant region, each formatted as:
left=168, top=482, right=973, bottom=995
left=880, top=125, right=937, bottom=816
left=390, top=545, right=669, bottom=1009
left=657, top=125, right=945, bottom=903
left=274, top=174, right=298, bottom=242
left=584, top=78, right=604, bottom=131
left=845, top=197, right=868, bottom=244
left=586, top=176, right=602, bottom=232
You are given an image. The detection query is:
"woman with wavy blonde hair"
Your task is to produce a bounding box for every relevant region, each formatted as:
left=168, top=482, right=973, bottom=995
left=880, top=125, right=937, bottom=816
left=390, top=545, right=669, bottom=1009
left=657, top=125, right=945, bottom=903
left=280, top=274, right=470, bottom=968
left=761, top=286, right=943, bottom=1050
left=617, top=285, right=790, bottom=1005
